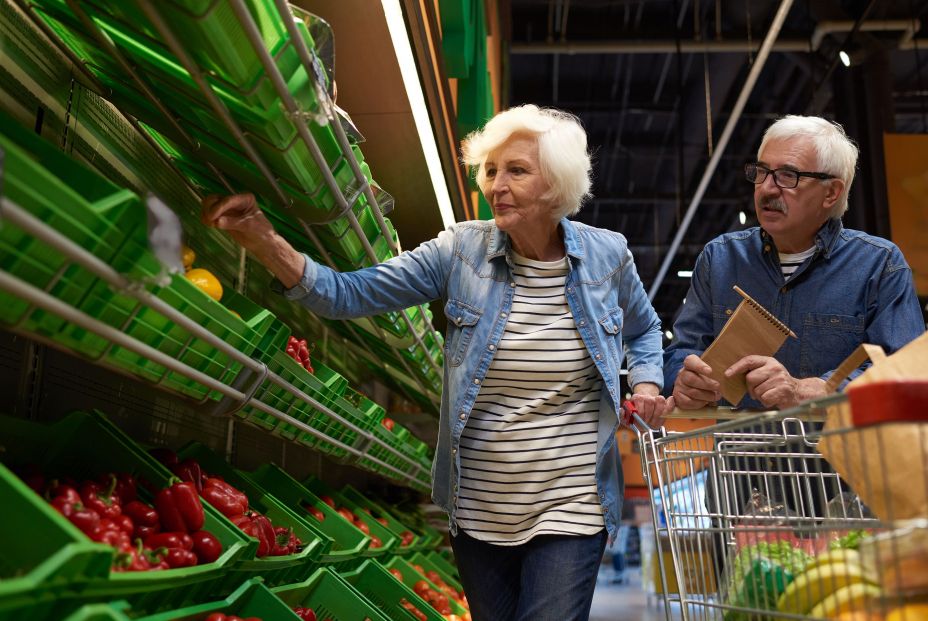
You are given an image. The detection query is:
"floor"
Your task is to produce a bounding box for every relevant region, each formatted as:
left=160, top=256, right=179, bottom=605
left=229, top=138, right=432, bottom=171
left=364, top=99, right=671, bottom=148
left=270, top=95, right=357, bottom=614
left=589, top=563, right=680, bottom=621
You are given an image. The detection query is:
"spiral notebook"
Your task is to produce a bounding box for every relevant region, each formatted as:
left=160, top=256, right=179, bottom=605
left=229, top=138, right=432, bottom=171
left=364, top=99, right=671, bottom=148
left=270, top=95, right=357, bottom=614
left=701, top=286, right=797, bottom=404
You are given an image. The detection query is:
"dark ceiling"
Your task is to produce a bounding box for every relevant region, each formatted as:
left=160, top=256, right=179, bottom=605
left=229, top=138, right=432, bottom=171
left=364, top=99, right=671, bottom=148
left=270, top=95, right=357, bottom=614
left=505, top=0, right=928, bottom=338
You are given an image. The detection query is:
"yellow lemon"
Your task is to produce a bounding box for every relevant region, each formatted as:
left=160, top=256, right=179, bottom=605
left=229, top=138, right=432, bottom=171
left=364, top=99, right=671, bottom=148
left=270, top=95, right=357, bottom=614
left=181, top=244, right=196, bottom=269
left=185, top=268, right=223, bottom=301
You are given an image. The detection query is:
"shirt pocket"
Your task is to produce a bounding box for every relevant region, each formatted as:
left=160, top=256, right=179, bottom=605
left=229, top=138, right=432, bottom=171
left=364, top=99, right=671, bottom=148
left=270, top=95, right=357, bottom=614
left=800, top=312, right=865, bottom=378
left=443, top=299, right=483, bottom=367
left=598, top=307, right=624, bottom=364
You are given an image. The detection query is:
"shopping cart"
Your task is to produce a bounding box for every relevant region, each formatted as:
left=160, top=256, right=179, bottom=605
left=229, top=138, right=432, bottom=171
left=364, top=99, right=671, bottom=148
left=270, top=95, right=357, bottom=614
left=624, top=384, right=928, bottom=621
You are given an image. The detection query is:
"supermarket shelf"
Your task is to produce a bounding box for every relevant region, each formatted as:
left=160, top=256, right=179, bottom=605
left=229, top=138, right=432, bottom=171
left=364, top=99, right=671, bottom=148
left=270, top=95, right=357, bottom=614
left=0, top=196, right=430, bottom=493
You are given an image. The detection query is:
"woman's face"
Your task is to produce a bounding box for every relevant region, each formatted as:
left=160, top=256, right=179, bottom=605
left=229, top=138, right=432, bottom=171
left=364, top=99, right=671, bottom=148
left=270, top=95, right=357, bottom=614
left=483, top=134, right=553, bottom=233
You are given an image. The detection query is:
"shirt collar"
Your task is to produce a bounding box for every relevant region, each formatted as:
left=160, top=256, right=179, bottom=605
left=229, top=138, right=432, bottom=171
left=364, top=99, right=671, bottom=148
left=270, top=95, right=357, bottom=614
left=760, top=217, right=843, bottom=259
left=487, top=217, right=586, bottom=261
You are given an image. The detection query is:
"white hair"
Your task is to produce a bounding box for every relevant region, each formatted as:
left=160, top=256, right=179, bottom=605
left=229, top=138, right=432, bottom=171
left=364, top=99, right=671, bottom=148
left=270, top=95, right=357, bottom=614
left=461, top=105, right=592, bottom=219
left=758, top=115, right=859, bottom=219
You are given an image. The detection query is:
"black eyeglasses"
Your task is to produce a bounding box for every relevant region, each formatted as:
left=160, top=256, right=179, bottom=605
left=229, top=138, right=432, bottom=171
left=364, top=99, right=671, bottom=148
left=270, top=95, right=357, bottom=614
left=744, top=163, right=836, bottom=189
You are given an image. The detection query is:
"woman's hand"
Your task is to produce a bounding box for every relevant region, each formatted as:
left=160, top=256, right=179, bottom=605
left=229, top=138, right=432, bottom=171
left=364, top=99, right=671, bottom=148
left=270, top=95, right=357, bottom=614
left=628, top=382, right=675, bottom=428
left=200, top=193, right=305, bottom=288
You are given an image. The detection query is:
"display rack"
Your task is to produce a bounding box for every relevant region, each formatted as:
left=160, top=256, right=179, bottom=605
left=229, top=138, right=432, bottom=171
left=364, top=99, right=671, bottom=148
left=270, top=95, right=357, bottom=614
left=0, top=195, right=431, bottom=492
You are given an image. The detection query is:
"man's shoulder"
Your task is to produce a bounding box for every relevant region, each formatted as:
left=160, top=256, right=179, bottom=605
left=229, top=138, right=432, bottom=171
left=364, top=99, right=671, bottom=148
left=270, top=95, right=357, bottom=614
left=839, top=227, right=902, bottom=254
left=703, top=228, right=759, bottom=252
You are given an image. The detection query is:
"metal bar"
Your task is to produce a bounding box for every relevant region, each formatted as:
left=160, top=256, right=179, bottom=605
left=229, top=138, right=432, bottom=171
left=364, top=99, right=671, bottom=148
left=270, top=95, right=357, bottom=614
left=647, top=0, right=795, bottom=302
left=134, top=0, right=291, bottom=207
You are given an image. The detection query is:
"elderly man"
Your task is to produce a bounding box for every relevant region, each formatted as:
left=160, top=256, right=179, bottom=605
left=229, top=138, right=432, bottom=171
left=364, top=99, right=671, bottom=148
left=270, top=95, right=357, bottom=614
left=665, top=115, right=923, bottom=411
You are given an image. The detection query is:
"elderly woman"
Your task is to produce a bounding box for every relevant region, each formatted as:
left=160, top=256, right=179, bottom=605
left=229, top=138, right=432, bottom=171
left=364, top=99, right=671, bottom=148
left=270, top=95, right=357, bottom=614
left=203, top=104, right=673, bottom=620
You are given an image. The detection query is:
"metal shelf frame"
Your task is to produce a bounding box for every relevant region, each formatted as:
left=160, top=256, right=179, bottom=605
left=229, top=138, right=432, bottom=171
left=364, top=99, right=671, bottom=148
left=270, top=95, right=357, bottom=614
left=0, top=195, right=431, bottom=492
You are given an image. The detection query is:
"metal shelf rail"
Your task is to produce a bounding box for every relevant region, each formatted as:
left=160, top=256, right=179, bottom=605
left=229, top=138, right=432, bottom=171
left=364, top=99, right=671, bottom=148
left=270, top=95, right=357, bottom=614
left=0, top=195, right=431, bottom=493
left=16, top=0, right=445, bottom=411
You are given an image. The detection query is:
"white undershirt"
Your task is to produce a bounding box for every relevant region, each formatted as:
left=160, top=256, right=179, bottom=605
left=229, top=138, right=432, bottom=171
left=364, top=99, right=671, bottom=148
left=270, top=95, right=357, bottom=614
left=778, top=246, right=816, bottom=281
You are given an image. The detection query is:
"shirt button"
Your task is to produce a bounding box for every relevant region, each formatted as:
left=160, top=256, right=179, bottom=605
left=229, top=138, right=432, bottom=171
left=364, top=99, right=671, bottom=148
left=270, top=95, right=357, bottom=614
left=595, top=354, right=602, bottom=360
left=781, top=286, right=788, bottom=293
left=579, top=320, right=586, bottom=327
left=500, top=312, right=507, bottom=318
left=764, top=244, right=771, bottom=252
left=452, top=448, right=457, bottom=454
left=456, top=317, right=462, bottom=325
left=725, top=309, right=733, bottom=316
left=567, top=287, right=574, bottom=293
left=459, top=413, right=465, bottom=420
left=473, top=378, right=480, bottom=385
left=488, top=344, right=495, bottom=351
left=509, top=282, right=516, bottom=288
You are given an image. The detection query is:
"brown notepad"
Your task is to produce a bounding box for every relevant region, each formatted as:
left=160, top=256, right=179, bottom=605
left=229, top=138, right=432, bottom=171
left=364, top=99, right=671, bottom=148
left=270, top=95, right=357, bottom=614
left=700, top=286, right=797, bottom=404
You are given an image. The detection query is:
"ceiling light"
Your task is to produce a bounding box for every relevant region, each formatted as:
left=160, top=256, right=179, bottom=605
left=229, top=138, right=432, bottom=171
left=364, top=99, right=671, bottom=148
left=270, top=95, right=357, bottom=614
left=738, top=211, right=747, bottom=225
left=664, top=330, right=674, bottom=340
left=677, top=270, right=693, bottom=278
left=839, top=50, right=851, bottom=67
left=682, top=297, right=686, bottom=304
left=381, top=0, right=456, bottom=228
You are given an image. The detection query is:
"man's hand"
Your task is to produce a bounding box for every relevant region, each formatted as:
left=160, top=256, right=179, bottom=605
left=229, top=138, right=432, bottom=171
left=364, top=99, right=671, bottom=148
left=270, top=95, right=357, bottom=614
left=672, top=354, right=720, bottom=410
left=726, top=355, right=827, bottom=409
left=201, top=194, right=305, bottom=288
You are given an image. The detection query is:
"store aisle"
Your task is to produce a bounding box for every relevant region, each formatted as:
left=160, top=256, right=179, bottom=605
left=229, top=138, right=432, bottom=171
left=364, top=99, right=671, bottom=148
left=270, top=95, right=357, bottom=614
left=589, top=564, right=679, bottom=621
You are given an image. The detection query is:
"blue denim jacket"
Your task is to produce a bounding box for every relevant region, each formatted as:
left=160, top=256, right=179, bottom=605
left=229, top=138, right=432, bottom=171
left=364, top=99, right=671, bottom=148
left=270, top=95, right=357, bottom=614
left=664, top=219, right=924, bottom=408
left=283, top=218, right=665, bottom=540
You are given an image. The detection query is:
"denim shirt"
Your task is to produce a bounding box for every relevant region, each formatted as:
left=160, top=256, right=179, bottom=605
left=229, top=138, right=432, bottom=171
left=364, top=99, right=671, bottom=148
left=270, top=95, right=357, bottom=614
left=664, top=218, right=924, bottom=408
left=283, top=218, right=665, bottom=540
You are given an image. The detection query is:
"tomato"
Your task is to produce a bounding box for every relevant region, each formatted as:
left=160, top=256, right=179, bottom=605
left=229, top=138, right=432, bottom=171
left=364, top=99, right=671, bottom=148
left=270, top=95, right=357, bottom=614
left=319, top=495, right=336, bottom=508
left=336, top=507, right=355, bottom=522
left=305, top=506, right=326, bottom=522
left=381, top=417, right=395, bottom=431
left=369, top=535, right=382, bottom=548
left=185, top=268, right=223, bottom=301
left=388, top=568, right=404, bottom=581
left=355, top=520, right=370, bottom=535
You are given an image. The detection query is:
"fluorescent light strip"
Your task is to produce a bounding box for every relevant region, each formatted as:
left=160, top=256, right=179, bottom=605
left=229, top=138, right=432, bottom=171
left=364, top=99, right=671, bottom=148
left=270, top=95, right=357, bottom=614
left=677, top=270, right=693, bottom=278
left=381, top=0, right=457, bottom=228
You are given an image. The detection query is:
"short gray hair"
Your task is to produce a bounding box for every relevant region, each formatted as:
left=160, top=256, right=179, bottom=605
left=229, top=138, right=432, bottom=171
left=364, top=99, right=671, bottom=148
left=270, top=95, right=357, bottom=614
left=461, top=105, right=592, bottom=220
left=758, top=115, right=859, bottom=218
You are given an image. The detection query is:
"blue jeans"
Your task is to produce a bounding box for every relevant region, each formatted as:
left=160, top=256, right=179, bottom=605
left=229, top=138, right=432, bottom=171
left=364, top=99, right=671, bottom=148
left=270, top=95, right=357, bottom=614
left=450, top=529, right=608, bottom=621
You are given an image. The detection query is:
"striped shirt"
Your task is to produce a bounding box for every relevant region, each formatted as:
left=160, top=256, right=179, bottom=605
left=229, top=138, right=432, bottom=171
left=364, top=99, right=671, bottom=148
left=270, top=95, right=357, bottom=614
left=456, top=254, right=605, bottom=545
left=778, top=246, right=816, bottom=280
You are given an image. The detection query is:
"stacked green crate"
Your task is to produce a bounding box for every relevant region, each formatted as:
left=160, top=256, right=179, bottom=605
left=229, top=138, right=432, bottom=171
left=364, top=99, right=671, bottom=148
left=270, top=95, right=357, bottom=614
left=339, top=560, right=445, bottom=621
left=381, top=557, right=469, bottom=619
left=246, top=464, right=370, bottom=566
left=175, top=442, right=328, bottom=588
left=0, top=412, right=252, bottom=617
left=62, top=603, right=132, bottom=621
left=271, top=568, right=390, bottom=621
left=337, top=485, right=426, bottom=552
left=138, top=578, right=296, bottom=621
left=301, top=477, right=400, bottom=558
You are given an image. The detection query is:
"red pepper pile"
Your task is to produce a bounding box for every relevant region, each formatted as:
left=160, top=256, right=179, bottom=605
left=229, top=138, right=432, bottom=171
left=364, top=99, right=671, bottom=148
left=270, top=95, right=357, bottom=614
left=20, top=466, right=222, bottom=572
left=151, top=449, right=303, bottom=557
left=300, top=496, right=382, bottom=549
left=203, top=614, right=263, bottom=621
left=286, top=336, right=314, bottom=374
left=291, top=607, right=317, bottom=621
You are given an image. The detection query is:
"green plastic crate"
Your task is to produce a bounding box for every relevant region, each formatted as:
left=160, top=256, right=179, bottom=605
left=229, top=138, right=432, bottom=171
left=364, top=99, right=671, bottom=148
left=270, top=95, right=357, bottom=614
left=0, top=462, right=113, bottom=621
left=137, top=577, right=295, bottom=621
left=0, top=115, right=145, bottom=350
left=175, top=442, right=328, bottom=588
left=339, top=560, right=444, bottom=621
left=300, top=477, right=399, bottom=558
left=381, top=557, right=469, bottom=619
left=423, top=551, right=459, bottom=581
left=61, top=603, right=132, bottom=621
left=246, top=464, right=370, bottom=565
left=409, top=553, right=463, bottom=594
left=0, top=412, right=252, bottom=616
left=271, top=567, right=390, bottom=621
left=339, top=486, right=424, bottom=551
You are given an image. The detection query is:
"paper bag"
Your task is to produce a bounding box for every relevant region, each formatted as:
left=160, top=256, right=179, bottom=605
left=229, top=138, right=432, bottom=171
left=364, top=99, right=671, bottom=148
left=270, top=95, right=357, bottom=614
left=817, top=332, right=928, bottom=520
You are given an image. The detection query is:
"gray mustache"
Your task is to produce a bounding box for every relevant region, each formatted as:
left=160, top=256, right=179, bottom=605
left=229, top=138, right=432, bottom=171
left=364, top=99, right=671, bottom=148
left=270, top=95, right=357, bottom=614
left=760, top=199, right=788, bottom=215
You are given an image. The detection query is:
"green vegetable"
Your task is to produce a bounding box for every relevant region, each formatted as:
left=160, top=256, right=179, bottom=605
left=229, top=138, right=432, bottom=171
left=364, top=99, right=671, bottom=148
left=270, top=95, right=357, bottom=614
left=829, top=530, right=870, bottom=551
left=723, top=542, right=813, bottom=621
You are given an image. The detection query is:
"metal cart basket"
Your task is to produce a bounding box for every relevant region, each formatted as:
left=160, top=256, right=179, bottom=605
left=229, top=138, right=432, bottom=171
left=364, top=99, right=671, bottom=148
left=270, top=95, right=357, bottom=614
left=631, top=388, right=928, bottom=621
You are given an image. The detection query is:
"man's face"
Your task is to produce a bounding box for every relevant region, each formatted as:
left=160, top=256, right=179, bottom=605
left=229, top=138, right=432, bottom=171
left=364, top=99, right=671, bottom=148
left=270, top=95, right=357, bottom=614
left=754, top=137, right=843, bottom=253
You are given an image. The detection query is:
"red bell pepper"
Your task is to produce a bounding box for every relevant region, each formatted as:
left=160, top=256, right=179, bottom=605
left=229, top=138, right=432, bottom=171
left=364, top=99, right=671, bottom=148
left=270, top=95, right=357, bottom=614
left=69, top=506, right=102, bottom=537
left=201, top=477, right=248, bottom=518
left=171, top=458, right=205, bottom=492
left=205, top=614, right=264, bottom=621
left=155, top=481, right=204, bottom=532
left=231, top=513, right=273, bottom=557
left=191, top=530, right=223, bottom=564
left=80, top=478, right=122, bottom=520
left=113, top=514, right=135, bottom=535
left=161, top=547, right=198, bottom=568
left=49, top=486, right=82, bottom=515
left=112, top=472, right=138, bottom=504
left=145, top=531, right=193, bottom=550
left=123, top=500, right=159, bottom=528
